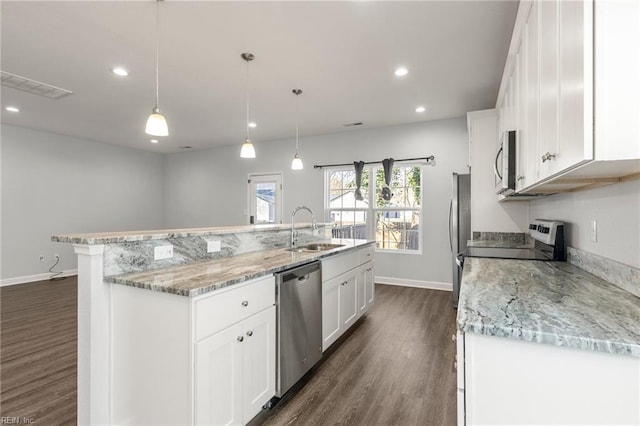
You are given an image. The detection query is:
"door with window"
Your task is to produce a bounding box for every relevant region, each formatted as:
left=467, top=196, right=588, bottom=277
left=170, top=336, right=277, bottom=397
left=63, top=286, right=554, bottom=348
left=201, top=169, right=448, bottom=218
left=248, top=173, right=282, bottom=225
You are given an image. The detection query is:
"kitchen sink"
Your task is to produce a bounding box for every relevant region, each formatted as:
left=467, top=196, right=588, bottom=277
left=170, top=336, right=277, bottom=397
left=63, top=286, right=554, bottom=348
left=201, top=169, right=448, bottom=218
left=285, top=243, right=345, bottom=252
left=304, top=243, right=344, bottom=251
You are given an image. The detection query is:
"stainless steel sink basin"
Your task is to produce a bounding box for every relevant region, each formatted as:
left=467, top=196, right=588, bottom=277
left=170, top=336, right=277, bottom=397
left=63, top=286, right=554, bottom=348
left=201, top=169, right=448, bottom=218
left=304, top=243, right=344, bottom=251
left=285, top=243, right=345, bottom=252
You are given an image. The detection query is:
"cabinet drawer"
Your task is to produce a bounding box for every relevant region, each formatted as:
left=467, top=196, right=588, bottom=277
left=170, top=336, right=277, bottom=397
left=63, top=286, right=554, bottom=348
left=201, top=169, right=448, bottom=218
left=322, top=250, right=358, bottom=281
left=194, top=276, right=275, bottom=340
left=358, top=244, right=375, bottom=264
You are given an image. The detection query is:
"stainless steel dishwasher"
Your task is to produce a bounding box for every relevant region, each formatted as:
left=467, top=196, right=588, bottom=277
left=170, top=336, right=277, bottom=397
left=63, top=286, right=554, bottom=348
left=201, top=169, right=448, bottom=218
left=275, top=261, right=322, bottom=398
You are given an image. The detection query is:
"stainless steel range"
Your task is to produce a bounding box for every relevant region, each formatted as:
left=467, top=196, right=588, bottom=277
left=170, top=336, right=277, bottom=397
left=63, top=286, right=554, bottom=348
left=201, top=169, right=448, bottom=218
left=465, top=219, right=566, bottom=261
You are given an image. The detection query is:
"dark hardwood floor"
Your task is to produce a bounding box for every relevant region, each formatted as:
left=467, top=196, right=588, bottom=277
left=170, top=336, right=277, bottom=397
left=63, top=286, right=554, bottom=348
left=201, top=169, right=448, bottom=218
left=0, top=279, right=456, bottom=426
left=0, top=277, right=77, bottom=425
left=252, top=284, right=458, bottom=426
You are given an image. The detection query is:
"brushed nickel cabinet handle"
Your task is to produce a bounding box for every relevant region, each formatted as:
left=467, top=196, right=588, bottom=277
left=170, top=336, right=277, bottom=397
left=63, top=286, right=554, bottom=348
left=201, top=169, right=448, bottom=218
left=241, top=300, right=249, bottom=307
left=237, top=336, right=244, bottom=342
left=246, top=330, right=253, bottom=337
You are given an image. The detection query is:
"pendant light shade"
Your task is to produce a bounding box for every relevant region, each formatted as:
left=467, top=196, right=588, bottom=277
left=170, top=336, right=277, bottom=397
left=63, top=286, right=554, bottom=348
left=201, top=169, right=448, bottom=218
left=240, top=53, right=256, bottom=158
left=146, top=107, right=168, bottom=136
left=291, top=153, right=303, bottom=170
left=146, top=0, right=168, bottom=137
left=241, top=138, right=256, bottom=158
left=291, top=89, right=304, bottom=170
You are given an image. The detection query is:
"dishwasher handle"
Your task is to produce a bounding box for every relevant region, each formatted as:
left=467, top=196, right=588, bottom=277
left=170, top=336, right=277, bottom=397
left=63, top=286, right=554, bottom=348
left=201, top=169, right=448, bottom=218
left=297, top=274, right=310, bottom=283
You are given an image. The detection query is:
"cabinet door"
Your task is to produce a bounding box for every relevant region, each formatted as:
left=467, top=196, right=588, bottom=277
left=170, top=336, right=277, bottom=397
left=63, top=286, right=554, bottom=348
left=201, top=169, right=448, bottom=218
left=242, top=307, right=275, bottom=424
left=364, top=263, right=375, bottom=308
left=538, top=0, right=560, bottom=181
left=339, top=271, right=358, bottom=331
left=322, top=276, right=341, bottom=351
left=557, top=0, right=592, bottom=172
left=195, top=323, right=243, bottom=426
left=357, top=265, right=367, bottom=317
left=522, top=1, right=540, bottom=190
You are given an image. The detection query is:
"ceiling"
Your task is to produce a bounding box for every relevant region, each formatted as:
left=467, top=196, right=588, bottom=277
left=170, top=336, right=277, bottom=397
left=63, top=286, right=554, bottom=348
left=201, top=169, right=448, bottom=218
left=1, top=0, right=518, bottom=153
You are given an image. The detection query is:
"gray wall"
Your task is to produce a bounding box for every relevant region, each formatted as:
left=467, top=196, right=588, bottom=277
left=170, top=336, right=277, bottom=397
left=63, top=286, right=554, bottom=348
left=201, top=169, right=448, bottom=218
left=1, top=125, right=165, bottom=280
left=529, top=179, right=640, bottom=269
left=164, top=118, right=470, bottom=286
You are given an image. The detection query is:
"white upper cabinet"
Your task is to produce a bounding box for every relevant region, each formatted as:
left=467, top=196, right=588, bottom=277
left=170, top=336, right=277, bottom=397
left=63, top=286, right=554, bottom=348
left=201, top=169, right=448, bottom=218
left=496, top=0, right=639, bottom=196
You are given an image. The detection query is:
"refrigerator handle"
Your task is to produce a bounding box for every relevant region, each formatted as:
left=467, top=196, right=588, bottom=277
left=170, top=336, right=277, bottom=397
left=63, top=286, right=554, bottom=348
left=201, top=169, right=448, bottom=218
left=448, top=198, right=453, bottom=253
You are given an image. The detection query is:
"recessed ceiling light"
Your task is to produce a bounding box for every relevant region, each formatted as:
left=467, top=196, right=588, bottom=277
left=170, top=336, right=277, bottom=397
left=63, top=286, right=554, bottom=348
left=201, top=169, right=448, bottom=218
left=5, top=106, right=20, bottom=112
left=394, top=67, right=408, bottom=77
left=415, top=106, right=426, bottom=113
left=248, top=122, right=257, bottom=128
left=111, top=67, right=129, bottom=77
left=150, top=139, right=159, bottom=144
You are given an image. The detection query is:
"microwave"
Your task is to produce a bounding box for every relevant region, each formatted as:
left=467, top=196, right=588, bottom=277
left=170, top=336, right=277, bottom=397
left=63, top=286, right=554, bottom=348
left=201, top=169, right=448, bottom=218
left=494, top=130, right=516, bottom=195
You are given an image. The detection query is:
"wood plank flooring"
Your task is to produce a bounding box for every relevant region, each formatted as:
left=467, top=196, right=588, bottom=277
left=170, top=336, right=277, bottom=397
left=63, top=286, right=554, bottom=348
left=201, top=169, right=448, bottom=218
left=0, top=277, right=77, bottom=425
left=0, top=279, right=456, bottom=426
left=251, top=284, right=458, bottom=426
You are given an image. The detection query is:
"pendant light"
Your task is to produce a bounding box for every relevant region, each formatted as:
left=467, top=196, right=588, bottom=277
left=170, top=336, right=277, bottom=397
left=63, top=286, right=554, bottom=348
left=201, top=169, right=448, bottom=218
left=291, top=89, right=304, bottom=170
left=145, top=0, right=168, bottom=137
left=240, top=53, right=256, bottom=158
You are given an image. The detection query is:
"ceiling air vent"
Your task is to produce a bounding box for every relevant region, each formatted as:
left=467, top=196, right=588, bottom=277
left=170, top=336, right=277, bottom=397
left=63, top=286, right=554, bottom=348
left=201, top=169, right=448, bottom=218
left=1, top=70, right=73, bottom=99
left=344, top=122, right=363, bottom=127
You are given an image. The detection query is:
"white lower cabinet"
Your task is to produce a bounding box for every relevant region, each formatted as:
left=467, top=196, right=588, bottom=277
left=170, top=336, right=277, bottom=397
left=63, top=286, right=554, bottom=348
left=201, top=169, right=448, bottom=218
left=322, top=268, right=357, bottom=351
left=357, top=261, right=374, bottom=317
left=195, top=306, right=275, bottom=426
left=322, top=245, right=375, bottom=352
left=458, top=332, right=640, bottom=425
left=112, top=275, right=276, bottom=426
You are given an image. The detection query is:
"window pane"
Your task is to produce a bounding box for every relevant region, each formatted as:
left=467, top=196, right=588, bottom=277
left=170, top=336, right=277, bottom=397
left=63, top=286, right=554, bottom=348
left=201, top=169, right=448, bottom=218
left=375, top=210, right=419, bottom=251
left=329, top=210, right=368, bottom=239
left=255, top=182, right=276, bottom=223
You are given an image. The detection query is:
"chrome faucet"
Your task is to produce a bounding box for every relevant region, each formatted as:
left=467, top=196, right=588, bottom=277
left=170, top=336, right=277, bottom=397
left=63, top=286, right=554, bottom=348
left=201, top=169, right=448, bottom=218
left=291, top=206, right=318, bottom=247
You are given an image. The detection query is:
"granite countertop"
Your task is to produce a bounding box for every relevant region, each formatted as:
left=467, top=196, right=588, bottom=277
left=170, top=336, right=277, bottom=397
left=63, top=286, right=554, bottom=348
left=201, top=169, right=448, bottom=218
left=457, top=257, right=640, bottom=357
left=52, top=223, right=329, bottom=244
left=105, top=239, right=374, bottom=297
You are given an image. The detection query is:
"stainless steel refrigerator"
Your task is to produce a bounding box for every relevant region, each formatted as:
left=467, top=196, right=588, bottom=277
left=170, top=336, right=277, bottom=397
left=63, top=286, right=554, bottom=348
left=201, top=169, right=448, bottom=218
left=449, top=173, right=471, bottom=307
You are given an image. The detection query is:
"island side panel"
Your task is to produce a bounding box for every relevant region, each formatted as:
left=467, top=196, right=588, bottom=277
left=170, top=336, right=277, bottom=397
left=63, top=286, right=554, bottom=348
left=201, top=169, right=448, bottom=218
left=73, top=244, right=109, bottom=426
left=111, top=285, right=192, bottom=425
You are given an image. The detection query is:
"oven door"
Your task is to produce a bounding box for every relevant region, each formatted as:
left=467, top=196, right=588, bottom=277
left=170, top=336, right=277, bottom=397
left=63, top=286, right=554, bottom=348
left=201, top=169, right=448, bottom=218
left=494, top=130, right=516, bottom=195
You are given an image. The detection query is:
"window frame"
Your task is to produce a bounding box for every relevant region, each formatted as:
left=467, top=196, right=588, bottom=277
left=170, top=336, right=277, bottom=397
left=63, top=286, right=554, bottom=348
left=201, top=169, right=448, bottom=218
left=324, top=163, right=423, bottom=254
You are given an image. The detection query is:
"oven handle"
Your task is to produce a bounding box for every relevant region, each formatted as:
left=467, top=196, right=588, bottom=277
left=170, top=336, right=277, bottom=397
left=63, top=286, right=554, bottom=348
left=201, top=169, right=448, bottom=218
left=494, top=146, right=503, bottom=181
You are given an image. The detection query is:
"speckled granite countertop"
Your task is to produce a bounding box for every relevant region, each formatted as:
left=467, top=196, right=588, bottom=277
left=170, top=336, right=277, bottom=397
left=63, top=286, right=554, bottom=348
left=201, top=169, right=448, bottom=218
left=106, top=239, right=374, bottom=297
left=52, top=223, right=328, bottom=244
left=457, top=257, right=640, bottom=357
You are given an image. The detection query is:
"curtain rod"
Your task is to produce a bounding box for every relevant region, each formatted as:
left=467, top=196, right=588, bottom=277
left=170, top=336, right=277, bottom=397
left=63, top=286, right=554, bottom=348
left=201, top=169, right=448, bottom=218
left=313, top=155, right=435, bottom=169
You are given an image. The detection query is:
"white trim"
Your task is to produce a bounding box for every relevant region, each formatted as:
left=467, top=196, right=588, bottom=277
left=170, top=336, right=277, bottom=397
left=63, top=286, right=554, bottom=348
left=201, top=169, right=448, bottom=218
left=375, top=275, right=452, bottom=292
left=74, top=243, right=105, bottom=255
left=1, top=269, right=78, bottom=287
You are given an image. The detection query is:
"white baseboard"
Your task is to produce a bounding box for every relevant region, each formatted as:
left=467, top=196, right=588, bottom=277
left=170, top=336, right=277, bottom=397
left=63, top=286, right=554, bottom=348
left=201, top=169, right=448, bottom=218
left=1, top=269, right=78, bottom=287
left=375, top=275, right=452, bottom=292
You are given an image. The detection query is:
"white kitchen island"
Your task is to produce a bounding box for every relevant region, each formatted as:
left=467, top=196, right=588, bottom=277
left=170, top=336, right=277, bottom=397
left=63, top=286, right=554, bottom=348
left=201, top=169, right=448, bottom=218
left=52, top=224, right=375, bottom=425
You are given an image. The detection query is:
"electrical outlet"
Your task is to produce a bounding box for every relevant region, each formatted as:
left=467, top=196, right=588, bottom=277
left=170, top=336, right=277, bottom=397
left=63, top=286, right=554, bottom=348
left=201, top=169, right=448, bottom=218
left=154, top=245, right=174, bottom=260
left=39, top=255, right=45, bottom=262
left=590, top=219, right=597, bottom=243
left=207, top=240, right=221, bottom=253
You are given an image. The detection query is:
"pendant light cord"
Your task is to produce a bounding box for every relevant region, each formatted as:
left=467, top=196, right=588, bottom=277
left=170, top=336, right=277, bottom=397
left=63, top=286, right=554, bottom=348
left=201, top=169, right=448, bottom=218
left=295, top=93, right=299, bottom=154
left=154, top=0, right=160, bottom=108
left=245, top=59, right=250, bottom=139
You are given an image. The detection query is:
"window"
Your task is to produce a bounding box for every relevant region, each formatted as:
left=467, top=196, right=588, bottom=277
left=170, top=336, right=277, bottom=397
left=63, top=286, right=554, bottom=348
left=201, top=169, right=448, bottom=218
left=325, top=164, right=422, bottom=252
left=248, top=173, right=282, bottom=224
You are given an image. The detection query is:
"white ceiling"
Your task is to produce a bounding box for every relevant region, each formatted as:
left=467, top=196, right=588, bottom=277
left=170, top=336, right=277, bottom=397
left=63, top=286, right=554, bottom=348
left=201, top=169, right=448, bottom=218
left=1, top=0, right=518, bottom=153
